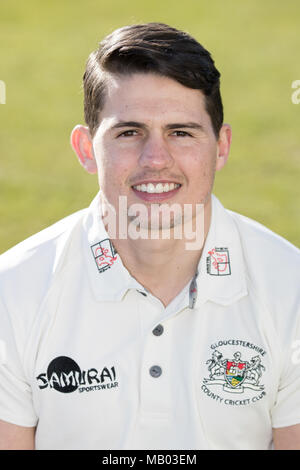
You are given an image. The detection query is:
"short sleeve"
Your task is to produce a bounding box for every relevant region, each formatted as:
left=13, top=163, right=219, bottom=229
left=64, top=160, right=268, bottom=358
left=0, top=296, right=37, bottom=427
left=271, top=308, right=300, bottom=428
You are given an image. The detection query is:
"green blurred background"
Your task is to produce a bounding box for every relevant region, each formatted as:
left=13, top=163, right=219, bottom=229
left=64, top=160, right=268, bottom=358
left=0, top=0, right=299, bottom=252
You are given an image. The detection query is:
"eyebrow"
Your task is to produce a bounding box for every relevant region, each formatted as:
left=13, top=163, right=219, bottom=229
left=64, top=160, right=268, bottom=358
left=110, top=121, right=205, bottom=131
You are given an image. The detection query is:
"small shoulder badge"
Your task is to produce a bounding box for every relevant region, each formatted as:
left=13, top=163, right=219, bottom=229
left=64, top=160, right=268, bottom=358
left=206, top=247, right=231, bottom=276
left=91, top=238, right=117, bottom=273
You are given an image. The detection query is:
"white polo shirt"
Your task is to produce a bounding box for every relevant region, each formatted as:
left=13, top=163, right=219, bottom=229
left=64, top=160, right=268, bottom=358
left=0, top=192, right=299, bottom=450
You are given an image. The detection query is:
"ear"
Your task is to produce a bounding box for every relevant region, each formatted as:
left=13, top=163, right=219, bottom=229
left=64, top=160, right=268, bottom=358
left=70, top=125, right=98, bottom=174
left=216, top=123, right=232, bottom=171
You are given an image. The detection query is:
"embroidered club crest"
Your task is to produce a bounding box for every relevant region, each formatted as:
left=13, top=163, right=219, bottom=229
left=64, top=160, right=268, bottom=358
left=204, top=350, right=265, bottom=394
left=224, top=353, right=247, bottom=390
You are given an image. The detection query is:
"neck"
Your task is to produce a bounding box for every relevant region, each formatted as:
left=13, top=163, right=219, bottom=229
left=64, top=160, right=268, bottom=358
left=102, top=196, right=212, bottom=307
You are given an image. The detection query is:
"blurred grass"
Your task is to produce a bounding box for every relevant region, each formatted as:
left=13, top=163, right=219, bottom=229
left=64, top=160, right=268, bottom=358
left=0, top=0, right=299, bottom=251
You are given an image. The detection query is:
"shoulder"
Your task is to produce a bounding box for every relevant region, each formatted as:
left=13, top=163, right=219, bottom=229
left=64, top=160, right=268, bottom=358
left=227, top=208, right=299, bottom=279
left=0, top=208, right=88, bottom=317
left=227, top=208, right=300, bottom=333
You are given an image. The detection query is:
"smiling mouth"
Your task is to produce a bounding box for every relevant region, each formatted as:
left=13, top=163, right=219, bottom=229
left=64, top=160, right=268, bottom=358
left=132, top=182, right=181, bottom=194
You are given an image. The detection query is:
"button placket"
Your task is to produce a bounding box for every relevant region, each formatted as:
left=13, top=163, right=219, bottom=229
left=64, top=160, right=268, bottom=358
left=152, top=324, right=164, bottom=336
left=149, top=365, right=162, bottom=378
left=140, top=307, right=172, bottom=416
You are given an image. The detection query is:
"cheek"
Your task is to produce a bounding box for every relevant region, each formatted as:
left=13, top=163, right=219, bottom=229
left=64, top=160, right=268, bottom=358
left=180, top=149, right=217, bottom=180
left=95, top=148, right=132, bottom=192
left=181, top=151, right=217, bottom=202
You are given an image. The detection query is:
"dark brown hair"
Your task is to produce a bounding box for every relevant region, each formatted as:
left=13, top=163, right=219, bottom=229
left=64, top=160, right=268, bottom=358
left=83, top=23, right=223, bottom=138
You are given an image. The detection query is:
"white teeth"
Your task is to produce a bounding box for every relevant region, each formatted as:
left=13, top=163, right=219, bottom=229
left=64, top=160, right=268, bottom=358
left=155, top=183, right=163, bottom=193
left=133, top=183, right=180, bottom=194
left=147, top=183, right=155, bottom=193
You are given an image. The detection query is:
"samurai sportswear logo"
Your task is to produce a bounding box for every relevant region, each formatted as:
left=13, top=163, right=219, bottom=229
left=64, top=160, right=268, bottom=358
left=36, top=356, right=118, bottom=393
left=206, top=247, right=231, bottom=275
left=201, top=339, right=266, bottom=406
left=91, top=238, right=117, bottom=273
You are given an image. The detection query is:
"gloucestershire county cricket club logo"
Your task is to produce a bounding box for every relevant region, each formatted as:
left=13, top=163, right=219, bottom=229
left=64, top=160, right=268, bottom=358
left=204, top=350, right=265, bottom=393
left=224, top=353, right=247, bottom=390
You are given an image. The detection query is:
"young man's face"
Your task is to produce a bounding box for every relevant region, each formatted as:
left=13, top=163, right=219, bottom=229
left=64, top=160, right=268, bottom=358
left=74, top=72, right=231, bottom=230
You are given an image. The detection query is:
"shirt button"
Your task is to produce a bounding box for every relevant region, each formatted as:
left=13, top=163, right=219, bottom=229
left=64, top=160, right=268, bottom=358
left=152, top=324, right=164, bottom=336
left=149, top=365, right=162, bottom=378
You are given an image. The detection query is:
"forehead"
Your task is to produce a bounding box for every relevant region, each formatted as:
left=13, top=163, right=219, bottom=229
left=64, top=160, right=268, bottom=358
left=99, top=72, right=208, bottom=123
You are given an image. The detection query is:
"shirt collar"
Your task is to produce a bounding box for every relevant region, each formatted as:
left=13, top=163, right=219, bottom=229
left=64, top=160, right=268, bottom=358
left=82, top=192, right=248, bottom=305
left=82, top=192, right=144, bottom=302
left=193, top=194, right=248, bottom=306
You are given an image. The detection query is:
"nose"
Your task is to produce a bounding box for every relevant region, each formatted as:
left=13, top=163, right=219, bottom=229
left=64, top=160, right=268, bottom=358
left=139, top=133, right=173, bottom=170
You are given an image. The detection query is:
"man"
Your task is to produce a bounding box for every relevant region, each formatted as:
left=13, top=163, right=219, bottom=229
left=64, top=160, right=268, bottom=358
left=0, top=23, right=299, bottom=450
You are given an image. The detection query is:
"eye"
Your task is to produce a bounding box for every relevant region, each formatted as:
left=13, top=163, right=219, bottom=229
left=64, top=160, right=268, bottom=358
left=172, top=130, right=193, bottom=137
left=117, top=130, right=139, bottom=138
